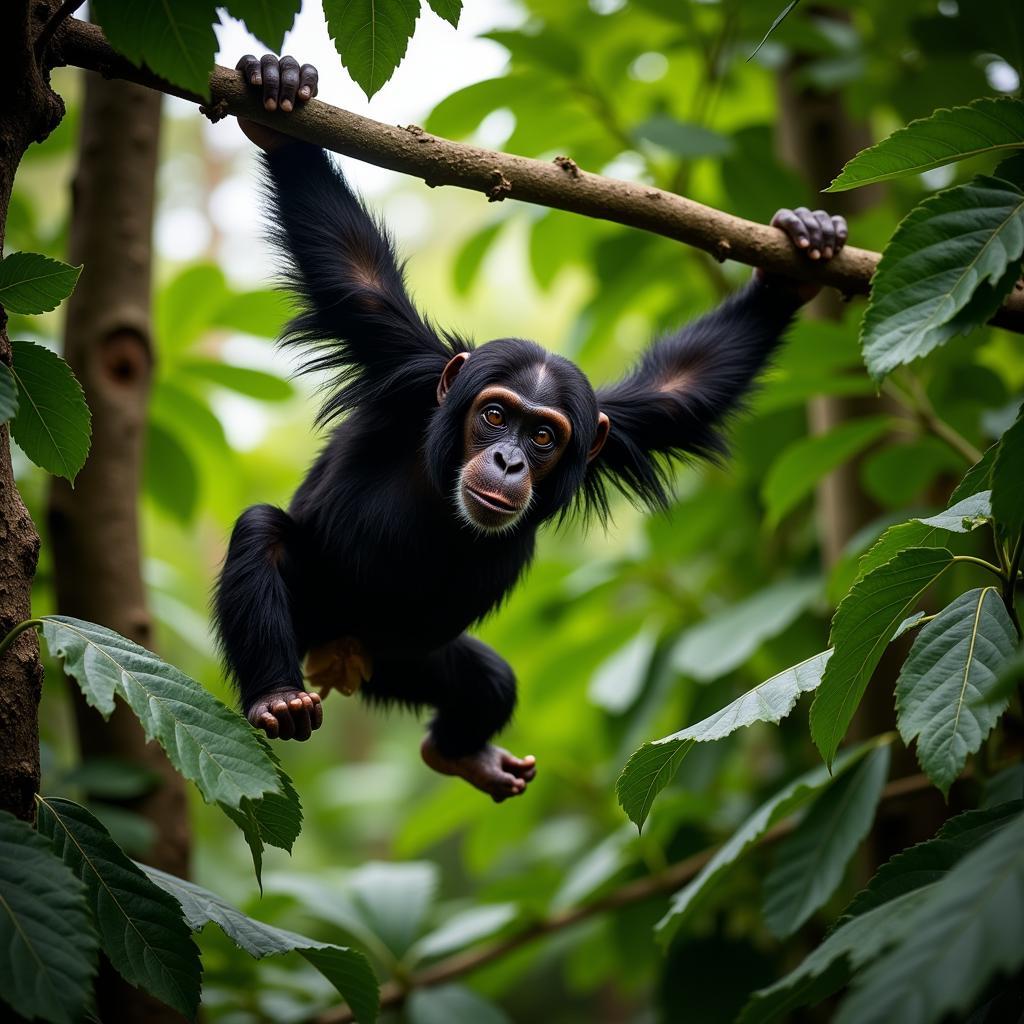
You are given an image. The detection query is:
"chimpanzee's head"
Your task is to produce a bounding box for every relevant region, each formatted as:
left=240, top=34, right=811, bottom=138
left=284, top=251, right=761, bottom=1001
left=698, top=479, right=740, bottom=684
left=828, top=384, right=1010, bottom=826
left=425, top=339, right=609, bottom=533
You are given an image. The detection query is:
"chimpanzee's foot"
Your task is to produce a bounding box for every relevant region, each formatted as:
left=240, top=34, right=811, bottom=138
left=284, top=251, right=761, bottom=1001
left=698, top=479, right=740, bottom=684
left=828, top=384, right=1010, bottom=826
left=246, top=688, right=323, bottom=741
left=421, top=736, right=537, bottom=802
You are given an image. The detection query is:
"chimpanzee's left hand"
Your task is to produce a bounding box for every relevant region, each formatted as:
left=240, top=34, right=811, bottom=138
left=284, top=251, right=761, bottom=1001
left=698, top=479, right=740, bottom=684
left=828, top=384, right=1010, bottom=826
left=757, top=206, right=849, bottom=302
left=235, top=54, right=319, bottom=153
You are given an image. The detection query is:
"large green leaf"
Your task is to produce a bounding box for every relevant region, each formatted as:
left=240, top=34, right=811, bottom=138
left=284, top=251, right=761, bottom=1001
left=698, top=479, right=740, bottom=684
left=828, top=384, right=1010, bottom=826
left=178, top=359, right=294, bottom=402
left=670, top=578, right=819, bottom=682
left=895, top=587, right=1017, bottom=795
left=92, top=0, right=219, bottom=97
left=144, top=419, right=199, bottom=523
left=323, top=0, right=421, bottom=99
left=409, top=903, right=518, bottom=963
left=835, top=811, right=1024, bottom=1024
left=990, top=412, right=1024, bottom=540
left=425, top=0, right=462, bottom=28
left=617, top=650, right=832, bottom=830
left=143, top=866, right=380, bottom=1023
left=741, top=803, right=1023, bottom=1024
left=0, top=811, right=97, bottom=1024
left=0, top=361, right=17, bottom=424
left=810, top=547, right=955, bottom=766
left=763, top=746, right=890, bottom=936
left=35, top=797, right=200, bottom=1019
left=39, top=616, right=298, bottom=877
left=0, top=251, right=81, bottom=314
left=655, top=740, right=885, bottom=945
left=860, top=176, right=1024, bottom=380
left=762, top=418, right=892, bottom=526
left=9, top=340, right=91, bottom=482
left=827, top=98, right=1024, bottom=192
left=224, top=0, right=300, bottom=51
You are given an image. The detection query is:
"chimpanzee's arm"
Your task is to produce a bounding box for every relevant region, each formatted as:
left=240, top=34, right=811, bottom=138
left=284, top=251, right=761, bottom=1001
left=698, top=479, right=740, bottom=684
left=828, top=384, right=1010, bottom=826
left=589, top=208, right=847, bottom=511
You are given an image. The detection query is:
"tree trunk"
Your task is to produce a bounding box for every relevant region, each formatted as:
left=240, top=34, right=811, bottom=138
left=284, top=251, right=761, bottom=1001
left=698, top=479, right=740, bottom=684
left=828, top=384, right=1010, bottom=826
left=0, top=1, right=65, bottom=822
left=46, top=70, right=191, bottom=1024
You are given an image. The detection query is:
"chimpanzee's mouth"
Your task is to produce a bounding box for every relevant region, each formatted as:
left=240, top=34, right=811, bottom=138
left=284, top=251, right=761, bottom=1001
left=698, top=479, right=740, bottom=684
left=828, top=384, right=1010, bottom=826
left=465, top=487, right=520, bottom=515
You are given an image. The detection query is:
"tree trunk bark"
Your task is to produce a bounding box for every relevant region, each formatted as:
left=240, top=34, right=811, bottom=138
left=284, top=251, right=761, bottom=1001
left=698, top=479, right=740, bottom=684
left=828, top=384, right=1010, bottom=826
left=0, top=1, right=65, bottom=822
left=46, top=70, right=191, bottom=1024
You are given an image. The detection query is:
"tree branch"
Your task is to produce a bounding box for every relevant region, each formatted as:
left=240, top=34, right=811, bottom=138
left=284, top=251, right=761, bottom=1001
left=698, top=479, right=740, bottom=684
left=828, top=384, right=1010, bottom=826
left=51, top=18, right=1024, bottom=332
left=315, top=771, right=939, bottom=1023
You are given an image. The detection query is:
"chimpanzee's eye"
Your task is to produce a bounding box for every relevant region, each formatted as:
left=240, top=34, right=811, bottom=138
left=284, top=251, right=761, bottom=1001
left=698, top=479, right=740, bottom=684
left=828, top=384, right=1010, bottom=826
left=532, top=426, right=555, bottom=448
left=483, top=406, right=505, bottom=427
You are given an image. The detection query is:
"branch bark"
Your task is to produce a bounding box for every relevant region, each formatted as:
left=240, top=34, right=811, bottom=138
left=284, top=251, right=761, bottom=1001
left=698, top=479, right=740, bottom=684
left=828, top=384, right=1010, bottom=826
left=0, top=0, right=65, bottom=821
left=50, top=19, right=1024, bottom=333
left=315, top=772, right=939, bottom=1023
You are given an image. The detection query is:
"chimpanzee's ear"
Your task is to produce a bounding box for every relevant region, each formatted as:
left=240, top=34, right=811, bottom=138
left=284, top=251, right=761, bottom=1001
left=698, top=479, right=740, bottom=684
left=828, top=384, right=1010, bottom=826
left=437, top=352, right=470, bottom=404
left=587, top=413, right=610, bottom=462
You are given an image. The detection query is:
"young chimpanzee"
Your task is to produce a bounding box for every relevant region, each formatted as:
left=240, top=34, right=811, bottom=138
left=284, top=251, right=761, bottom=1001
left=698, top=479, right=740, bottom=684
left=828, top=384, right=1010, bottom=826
left=216, top=54, right=848, bottom=801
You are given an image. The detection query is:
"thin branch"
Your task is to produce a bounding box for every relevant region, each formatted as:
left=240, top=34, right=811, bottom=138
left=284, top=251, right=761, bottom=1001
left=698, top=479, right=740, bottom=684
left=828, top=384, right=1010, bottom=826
left=34, top=0, right=85, bottom=60
left=50, top=18, right=1024, bottom=332
left=315, top=771, right=938, bottom=1023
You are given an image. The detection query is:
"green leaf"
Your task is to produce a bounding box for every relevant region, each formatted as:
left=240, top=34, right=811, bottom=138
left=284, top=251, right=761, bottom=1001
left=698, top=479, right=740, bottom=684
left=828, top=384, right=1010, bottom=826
left=949, top=443, right=998, bottom=505
left=671, top=578, right=820, bottom=682
left=214, top=288, right=292, bottom=338
left=92, top=0, right=219, bottom=98
left=0, top=810, right=97, bottom=1024
left=407, top=986, right=509, bottom=1024
left=747, top=0, right=801, bottom=61
left=178, top=359, right=295, bottom=402
left=589, top=626, right=658, bottom=713
left=410, top=903, right=518, bottom=963
left=741, top=803, right=1023, bottom=1024
left=156, top=263, right=230, bottom=355
left=763, top=746, right=890, bottom=936
left=224, top=0, right=300, bottom=51
left=861, top=176, right=1024, bottom=380
left=617, top=650, right=832, bottom=830
left=143, top=866, right=380, bottom=1023
left=835, top=811, right=1024, bottom=1024
left=9, top=340, right=91, bottom=482
left=324, top=0, right=420, bottom=99
left=144, top=419, right=199, bottom=523
left=895, top=588, right=1017, bottom=795
left=763, top=417, right=892, bottom=527
left=0, top=251, right=81, bottom=314
left=915, top=490, right=992, bottom=532
left=426, top=0, right=462, bottom=28
left=827, top=98, right=1024, bottom=192
left=0, top=361, right=17, bottom=424
left=39, top=615, right=292, bottom=831
left=633, top=116, right=733, bottom=158
left=453, top=221, right=504, bottom=296
left=991, top=412, right=1024, bottom=539
left=841, top=801, right=1024, bottom=921
left=810, top=547, right=955, bottom=767
left=36, top=797, right=200, bottom=1019
left=655, top=740, right=886, bottom=946
left=739, top=887, right=930, bottom=1024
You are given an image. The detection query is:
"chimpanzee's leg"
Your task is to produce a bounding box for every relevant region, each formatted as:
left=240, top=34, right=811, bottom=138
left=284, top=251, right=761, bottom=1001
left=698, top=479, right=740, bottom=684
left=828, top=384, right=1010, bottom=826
left=364, top=635, right=536, bottom=801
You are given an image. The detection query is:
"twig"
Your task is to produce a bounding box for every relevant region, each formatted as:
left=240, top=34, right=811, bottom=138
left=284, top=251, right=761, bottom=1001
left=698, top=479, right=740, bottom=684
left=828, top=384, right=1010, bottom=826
left=34, top=0, right=85, bottom=60
left=316, top=772, right=938, bottom=1023
left=49, top=19, right=1024, bottom=332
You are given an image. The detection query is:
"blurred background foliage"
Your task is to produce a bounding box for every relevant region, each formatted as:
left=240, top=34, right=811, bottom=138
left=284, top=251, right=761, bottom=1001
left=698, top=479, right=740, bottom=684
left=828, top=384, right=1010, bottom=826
left=8, top=0, right=1023, bottom=1020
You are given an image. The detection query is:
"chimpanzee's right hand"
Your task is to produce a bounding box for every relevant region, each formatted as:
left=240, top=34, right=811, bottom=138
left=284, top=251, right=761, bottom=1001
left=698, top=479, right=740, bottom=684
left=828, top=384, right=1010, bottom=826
left=246, top=687, right=323, bottom=741
left=236, top=54, right=319, bottom=152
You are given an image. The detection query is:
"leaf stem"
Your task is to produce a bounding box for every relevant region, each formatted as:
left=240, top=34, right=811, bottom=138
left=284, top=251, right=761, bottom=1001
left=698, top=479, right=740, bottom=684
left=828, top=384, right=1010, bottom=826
left=883, top=375, right=984, bottom=465
left=0, top=618, right=43, bottom=660
left=1004, top=533, right=1023, bottom=637
left=952, top=555, right=1006, bottom=580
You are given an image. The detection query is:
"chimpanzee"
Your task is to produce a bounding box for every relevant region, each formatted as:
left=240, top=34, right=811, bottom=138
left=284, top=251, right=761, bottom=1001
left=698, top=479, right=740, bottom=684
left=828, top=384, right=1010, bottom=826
left=215, top=54, right=848, bottom=801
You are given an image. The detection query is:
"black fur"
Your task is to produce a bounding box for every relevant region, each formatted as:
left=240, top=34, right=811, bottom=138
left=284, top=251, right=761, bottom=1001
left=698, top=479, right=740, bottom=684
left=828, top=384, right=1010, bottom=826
left=214, top=142, right=803, bottom=757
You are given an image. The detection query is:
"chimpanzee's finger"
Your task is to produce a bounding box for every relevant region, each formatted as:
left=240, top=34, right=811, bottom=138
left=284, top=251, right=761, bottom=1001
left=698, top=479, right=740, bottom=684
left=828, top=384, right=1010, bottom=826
left=271, top=698, right=295, bottom=739
left=298, top=64, right=319, bottom=102
left=278, top=55, right=300, bottom=112
left=308, top=692, right=324, bottom=729
left=795, top=207, right=823, bottom=258
left=814, top=210, right=835, bottom=259
left=237, top=54, right=261, bottom=86
left=260, top=54, right=281, bottom=110
left=258, top=712, right=279, bottom=739
left=833, top=215, right=849, bottom=254
left=772, top=209, right=810, bottom=250
left=289, top=695, right=312, bottom=740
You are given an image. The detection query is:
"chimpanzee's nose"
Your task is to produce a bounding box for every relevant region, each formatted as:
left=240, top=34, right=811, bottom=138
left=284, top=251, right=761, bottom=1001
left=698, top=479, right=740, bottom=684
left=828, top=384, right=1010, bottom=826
left=494, top=448, right=525, bottom=476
